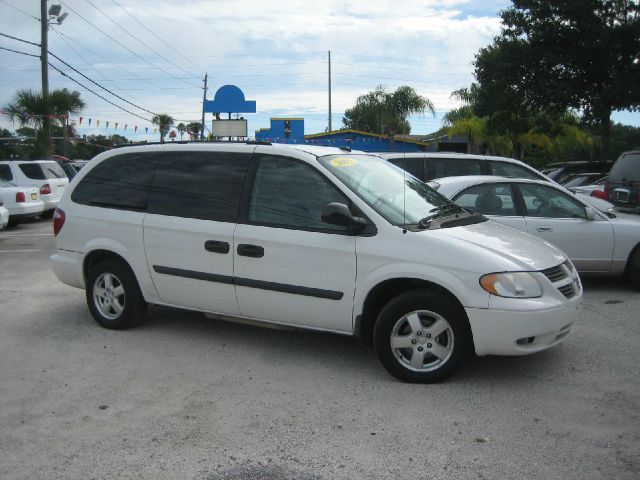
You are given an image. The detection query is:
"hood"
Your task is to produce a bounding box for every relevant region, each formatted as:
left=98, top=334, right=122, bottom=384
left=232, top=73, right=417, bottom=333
left=430, top=219, right=567, bottom=271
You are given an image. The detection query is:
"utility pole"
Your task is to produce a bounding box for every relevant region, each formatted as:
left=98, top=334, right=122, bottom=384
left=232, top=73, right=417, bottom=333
left=200, top=73, right=208, bottom=141
left=41, top=0, right=51, bottom=155
left=328, top=50, right=332, bottom=132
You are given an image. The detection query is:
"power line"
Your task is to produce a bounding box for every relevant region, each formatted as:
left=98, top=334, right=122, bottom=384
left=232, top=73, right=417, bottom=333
left=51, top=29, right=164, bottom=91
left=109, top=0, right=202, bottom=73
left=0, top=0, right=39, bottom=21
left=48, top=62, right=151, bottom=122
left=0, top=31, right=40, bottom=47
left=48, top=50, right=158, bottom=116
left=82, top=0, right=200, bottom=87
left=0, top=45, right=40, bottom=58
left=59, top=2, right=200, bottom=89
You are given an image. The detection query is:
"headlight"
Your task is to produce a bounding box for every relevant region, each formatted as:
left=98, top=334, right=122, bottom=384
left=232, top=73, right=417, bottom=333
left=479, top=272, right=542, bottom=298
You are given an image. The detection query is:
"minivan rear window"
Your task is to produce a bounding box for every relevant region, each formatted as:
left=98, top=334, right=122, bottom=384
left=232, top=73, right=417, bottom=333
left=609, top=153, right=640, bottom=181
left=19, top=162, right=66, bottom=180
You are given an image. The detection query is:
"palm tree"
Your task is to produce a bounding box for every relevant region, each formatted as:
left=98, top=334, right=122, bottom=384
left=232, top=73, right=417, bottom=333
left=2, top=88, right=85, bottom=156
left=343, top=85, right=435, bottom=139
left=176, top=122, right=186, bottom=141
left=151, top=114, right=174, bottom=143
left=186, top=121, right=201, bottom=140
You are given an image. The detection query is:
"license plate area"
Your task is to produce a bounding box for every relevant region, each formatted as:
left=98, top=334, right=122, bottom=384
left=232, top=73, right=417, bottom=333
left=613, top=188, right=630, bottom=202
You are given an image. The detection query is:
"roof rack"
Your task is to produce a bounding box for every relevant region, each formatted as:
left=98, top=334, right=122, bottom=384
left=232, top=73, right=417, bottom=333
left=112, top=140, right=272, bottom=149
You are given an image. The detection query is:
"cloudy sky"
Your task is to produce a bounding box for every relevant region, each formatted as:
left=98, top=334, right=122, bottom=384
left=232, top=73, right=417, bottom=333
left=0, top=0, right=637, bottom=142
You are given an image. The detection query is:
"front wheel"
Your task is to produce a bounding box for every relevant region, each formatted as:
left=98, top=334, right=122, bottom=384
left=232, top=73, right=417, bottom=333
left=374, top=290, right=470, bottom=383
left=627, top=248, right=640, bottom=290
left=86, top=260, right=147, bottom=329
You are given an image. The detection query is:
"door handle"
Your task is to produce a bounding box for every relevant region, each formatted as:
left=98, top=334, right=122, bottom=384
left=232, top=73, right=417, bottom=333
left=536, top=226, right=553, bottom=232
left=237, top=244, right=264, bottom=258
left=204, top=240, right=230, bottom=254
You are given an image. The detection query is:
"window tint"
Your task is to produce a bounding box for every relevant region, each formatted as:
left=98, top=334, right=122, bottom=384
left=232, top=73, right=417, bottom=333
left=250, top=156, right=349, bottom=231
left=18, top=162, right=66, bottom=180
left=429, top=157, right=481, bottom=179
left=489, top=161, right=543, bottom=180
left=454, top=183, right=518, bottom=216
left=387, top=157, right=424, bottom=180
left=0, top=164, right=12, bottom=181
left=72, top=153, right=157, bottom=210
left=149, top=152, right=251, bottom=222
left=519, top=183, right=586, bottom=219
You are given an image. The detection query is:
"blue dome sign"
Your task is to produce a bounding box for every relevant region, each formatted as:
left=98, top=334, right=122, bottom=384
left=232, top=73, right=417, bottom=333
left=204, top=85, right=256, bottom=114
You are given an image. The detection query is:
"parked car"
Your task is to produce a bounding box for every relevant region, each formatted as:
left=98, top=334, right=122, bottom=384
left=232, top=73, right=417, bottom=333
left=380, top=152, right=550, bottom=183
left=560, top=172, right=607, bottom=189
left=0, top=160, right=69, bottom=217
left=433, top=175, right=640, bottom=288
left=569, top=176, right=607, bottom=197
left=51, top=144, right=582, bottom=383
left=0, top=179, right=45, bottom=226
left=0, top=198, right=8, bottom=230
left=57, top=160, right=78, bottom=180
left=604, top=149, right=640, bottom=214
left=541, top=160, right=612, bottom=183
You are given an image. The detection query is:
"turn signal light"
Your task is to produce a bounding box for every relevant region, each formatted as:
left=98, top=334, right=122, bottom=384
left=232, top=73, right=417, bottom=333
left=15, top=191, right=25, bottom=203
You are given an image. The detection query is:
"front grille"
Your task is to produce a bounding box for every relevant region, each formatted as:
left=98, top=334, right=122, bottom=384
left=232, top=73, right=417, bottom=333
left=541, top=265, right=567, bottom=282
left=558, top=283, right=576, bottom=299
left=539, top=261, right=579, bottom=299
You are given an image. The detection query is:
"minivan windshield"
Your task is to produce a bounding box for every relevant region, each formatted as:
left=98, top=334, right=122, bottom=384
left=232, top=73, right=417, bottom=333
left=318, top=154, right=470, bottom=226
left=609, top=153, right=640, bottom=182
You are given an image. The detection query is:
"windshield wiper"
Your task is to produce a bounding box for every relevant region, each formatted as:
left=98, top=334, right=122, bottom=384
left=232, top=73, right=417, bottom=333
left=418, top=204, right=465, bottom=229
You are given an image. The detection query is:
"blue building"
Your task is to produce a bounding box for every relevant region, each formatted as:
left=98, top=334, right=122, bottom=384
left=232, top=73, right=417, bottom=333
left=304, top=129, right=427, bottom=152
left=255, top=118, right=305, bottom=142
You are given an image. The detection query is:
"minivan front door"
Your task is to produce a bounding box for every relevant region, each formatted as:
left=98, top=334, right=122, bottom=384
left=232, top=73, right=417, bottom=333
left=233, top=155, right=357, bottom=333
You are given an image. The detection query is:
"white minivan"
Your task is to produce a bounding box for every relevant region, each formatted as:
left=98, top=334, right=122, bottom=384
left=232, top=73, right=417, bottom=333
left=51, top=144, right=582, bottom=382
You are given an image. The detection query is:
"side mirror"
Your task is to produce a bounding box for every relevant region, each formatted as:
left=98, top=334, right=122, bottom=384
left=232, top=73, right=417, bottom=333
left=585, top=206, right=597, bottom=221
left=321, top=202, right=368, bottom=230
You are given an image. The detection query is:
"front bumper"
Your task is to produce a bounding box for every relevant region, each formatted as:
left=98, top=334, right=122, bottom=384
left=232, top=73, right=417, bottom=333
left=466, top=301, right=582, bottom=356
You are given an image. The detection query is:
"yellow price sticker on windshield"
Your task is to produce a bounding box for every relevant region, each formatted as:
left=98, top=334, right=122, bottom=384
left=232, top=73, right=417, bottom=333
left=330, top=157, right=357, bottom=167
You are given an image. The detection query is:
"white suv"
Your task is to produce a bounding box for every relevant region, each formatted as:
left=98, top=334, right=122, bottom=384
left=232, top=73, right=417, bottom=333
left=51, top=143, right=582, bottom=382
left=0, top=160, right=69, bottom=217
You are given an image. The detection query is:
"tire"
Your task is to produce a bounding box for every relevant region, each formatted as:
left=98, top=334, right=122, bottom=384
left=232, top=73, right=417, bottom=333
left=373, top=289, right=470, bottom=383
left=86, top=259, right=147, bottom=329
left=627, top=248, right=640, bottom=290
left=6, top=217, right=20, bottom=228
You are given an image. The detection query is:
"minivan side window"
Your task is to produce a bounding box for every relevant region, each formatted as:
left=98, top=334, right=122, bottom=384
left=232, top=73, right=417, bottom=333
left=148, top=152, right=252, bottom=222
left=0, top=164, right=12, bottom=181
left=429, top=157, right=481, bottom=180
left=387, top=157, right=425, bottom=180
left=454, top=183, right=518, bottom=216
left=71, top=153, right=157, bottom=211
left=249, top=156, right=349, bottom=231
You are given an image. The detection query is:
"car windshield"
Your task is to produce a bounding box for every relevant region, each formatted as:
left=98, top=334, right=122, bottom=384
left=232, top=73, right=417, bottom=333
left=318, top=154, right=461, bottom=226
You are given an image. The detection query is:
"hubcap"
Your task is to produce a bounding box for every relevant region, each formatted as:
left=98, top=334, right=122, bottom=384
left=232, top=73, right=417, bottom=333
left=389, top=309, right=454, bottom=372
left=93, top=272, right=125, bottom=320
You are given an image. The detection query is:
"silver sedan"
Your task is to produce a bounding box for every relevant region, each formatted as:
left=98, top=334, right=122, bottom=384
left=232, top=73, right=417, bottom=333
left=432, top=175, right=640, bottom=289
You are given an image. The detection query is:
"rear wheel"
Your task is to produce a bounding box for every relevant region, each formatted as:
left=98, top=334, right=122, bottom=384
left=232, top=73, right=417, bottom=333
left=86, top=260, right=147, bottom=329
left=374, top=289, right=470, bottom=383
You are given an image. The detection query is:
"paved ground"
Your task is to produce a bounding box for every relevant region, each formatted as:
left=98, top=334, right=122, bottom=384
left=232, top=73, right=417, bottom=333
left=1, top=219, right=639, bottom=479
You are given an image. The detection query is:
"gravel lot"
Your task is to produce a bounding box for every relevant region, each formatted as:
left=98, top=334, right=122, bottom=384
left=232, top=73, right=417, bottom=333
left=1, top=218, right=639, bottom=479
